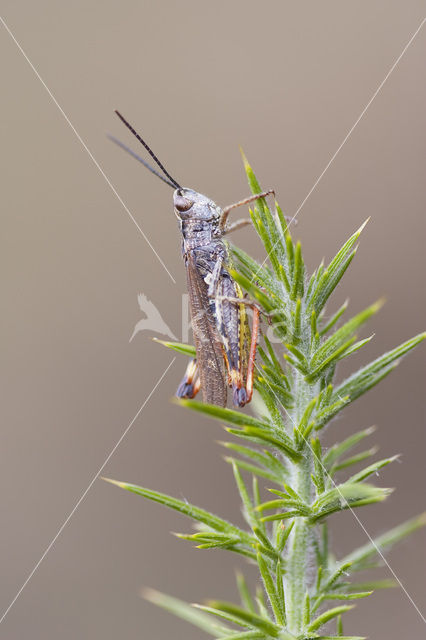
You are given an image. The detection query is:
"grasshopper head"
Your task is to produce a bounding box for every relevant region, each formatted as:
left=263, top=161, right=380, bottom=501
left=173, top=188, right=222, bottom=222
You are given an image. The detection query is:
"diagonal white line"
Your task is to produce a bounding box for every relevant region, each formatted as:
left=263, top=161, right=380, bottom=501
left=287, top=16, right=426, bottom=227
left=0, top=16, right=176, bottom=284
left=0, top=357, right=176, bottom=625
left=254, top=362, right=426, bottom=624
left=253, top=17, right=425, bottom=278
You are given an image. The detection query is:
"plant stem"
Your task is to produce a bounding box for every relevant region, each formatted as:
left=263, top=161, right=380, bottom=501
left=285, top=369, right=314, bottom=634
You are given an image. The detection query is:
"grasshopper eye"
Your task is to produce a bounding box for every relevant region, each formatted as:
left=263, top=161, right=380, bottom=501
left=174, top=195, right=194, bottom=212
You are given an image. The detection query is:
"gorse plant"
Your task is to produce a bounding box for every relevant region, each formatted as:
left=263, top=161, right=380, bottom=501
left=105, top=156, right=425, bottom=639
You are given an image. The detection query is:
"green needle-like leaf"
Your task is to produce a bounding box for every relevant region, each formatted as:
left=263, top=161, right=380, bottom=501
left=331, top=448, right=378, bottom=474
left=220, top=441, right=289, bottom=482
left=236, top=572, right=256, bottom=613
left=153, top=338, right=196, bottom=358
left=199, top=601, right=281, bottom=637
left=194, top=604, right=254, bottom=629
left=257, top=496, right=310, bottom=516
left=308, top=220, right=369, bottom=313
left=311, top=300, right=383, bottom=369
left=144, top=589, right=231, bottom=636
left=232, top=462, right=258, bottom=529
left=175, top=531, right=241, bottom=549
left=255, top=585, right=269, bottom=618
left=333, top=333, right=426, bottom=404
left=302, top=591, right=311, bottom=626
left=257, top=549, right=285, bottom=625
left=291, top=242, right=305, bottom=301
left=178, top=399, right=269, bottom=428
left=307, top=605, right=354, bottom=633
left=319, top=299, right=349, bottom=336
left=321, top=562, right=353, bottom=594
left=253, top=527, right=278, bottom=558
left=103, top=478, right=253, bottom=543
left=323, top=427, right=376, bottom=470
left=345, top=579, right=396, bottom=592
left=306, top=337, right=358, bottom=381
left=295, top=397, right=318, bottom=444
left=276, top=559, right=286, bottom=623
left=311, top=483, right=392, bottom=520
left=347, top=455, right=399, bottom=483
left=323, top=591, right=373, bottom=601
left=312, top=437, right=325, bottom=494
left=225, top=455, right=280, bottom=484
left=227, top=426, right=301, bottom=461
left=276, top=520, right=295, bottom=554
left=341, top=512, right=426, bottom=570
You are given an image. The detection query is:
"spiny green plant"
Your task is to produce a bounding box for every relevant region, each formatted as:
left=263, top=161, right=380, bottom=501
left=105, top=156, right=425, bottom=639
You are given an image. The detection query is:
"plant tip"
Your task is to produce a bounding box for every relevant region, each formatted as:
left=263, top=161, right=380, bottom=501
left=357, top=217, right=371, bottom=234
left=142, top=587, right=161, bottom=602
left=172, top=396, right=188, bottom=407
left=100, top=477, right=125, bottom=489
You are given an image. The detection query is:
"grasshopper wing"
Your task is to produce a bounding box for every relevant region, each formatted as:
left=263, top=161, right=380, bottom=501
left=186, top=252, right=227, bottom=407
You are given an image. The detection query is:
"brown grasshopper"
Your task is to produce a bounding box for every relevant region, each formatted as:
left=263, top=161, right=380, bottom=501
left=112, top=111, right=274, bottom=407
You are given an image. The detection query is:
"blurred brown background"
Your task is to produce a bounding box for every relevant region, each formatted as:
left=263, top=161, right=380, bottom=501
left=0, top=2, right=425, bottom=638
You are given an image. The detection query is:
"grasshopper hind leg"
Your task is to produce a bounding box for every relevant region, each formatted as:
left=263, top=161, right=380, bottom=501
left=218, top=290, right=260, bottom=408
left=229, top=305, right=260, bottom=407
left=216, top=275, right=260, bottom=408
left=176, top=359, right=201, bottom=399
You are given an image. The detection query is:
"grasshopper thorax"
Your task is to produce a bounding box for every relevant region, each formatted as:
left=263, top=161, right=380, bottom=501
left=173, top=188, right=222, bottom=223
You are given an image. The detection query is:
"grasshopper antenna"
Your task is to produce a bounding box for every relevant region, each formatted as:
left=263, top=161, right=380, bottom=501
left=107, top=135, right=178, bottom=189
left=114, top=110, right=182, bottom=190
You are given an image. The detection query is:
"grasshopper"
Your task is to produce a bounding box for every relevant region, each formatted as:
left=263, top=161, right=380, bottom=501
left=112, top=111, right=274, bottom=407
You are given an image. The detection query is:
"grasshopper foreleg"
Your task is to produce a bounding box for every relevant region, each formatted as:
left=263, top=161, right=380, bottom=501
left=223, top=218, right=252, bottom=235
left=219, top=189, right=297, bottom=234
left=219, top=189, right=275, bottom=233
